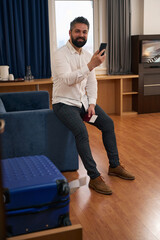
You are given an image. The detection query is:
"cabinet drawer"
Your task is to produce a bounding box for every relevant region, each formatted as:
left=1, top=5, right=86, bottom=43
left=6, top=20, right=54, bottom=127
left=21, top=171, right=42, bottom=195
left=144, top=74, right=160, bottom=85
left=144, top=85, right=160, bottom=95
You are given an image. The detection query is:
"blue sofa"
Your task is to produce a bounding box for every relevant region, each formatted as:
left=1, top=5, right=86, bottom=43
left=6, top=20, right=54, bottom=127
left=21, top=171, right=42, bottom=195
left=0, top=91, right=78, bottom=171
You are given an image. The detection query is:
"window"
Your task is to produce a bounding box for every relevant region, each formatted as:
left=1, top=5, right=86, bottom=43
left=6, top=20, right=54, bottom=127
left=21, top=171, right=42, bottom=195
left=48, top=0, right=107, bottom=74
left=55, top=0, right=93, bottom=54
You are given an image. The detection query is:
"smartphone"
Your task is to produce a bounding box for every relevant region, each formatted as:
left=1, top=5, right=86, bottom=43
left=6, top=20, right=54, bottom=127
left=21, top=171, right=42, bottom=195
left=83, top=113, right=98, bottom=123
left=99, top=43, right=107, bottom=56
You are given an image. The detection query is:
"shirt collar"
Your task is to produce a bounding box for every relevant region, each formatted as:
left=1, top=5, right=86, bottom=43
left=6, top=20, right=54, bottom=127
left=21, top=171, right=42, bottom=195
left=66, top=40, right=84, bottom=55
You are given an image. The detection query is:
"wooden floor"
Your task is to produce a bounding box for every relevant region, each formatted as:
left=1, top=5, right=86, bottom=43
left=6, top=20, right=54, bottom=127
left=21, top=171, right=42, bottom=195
left=63, top=113, right=160, bottom=240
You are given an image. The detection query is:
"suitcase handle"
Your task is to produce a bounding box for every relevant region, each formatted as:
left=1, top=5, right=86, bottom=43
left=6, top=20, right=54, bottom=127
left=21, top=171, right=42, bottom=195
left=56, top=179, right=70, bottom=196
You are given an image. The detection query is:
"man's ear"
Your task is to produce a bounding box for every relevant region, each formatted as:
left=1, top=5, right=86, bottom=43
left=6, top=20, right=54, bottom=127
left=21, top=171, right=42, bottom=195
left=69, top=30, right=71, bottom=36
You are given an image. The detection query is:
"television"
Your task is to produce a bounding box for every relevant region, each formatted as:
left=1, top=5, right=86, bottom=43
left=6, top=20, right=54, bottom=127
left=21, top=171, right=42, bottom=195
left=141, top=40, right=160, bottom=63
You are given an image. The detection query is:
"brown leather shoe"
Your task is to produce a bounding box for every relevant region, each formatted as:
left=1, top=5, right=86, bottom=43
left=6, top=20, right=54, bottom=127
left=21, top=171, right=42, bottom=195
left=108, top=165, right=135, bottom=180
left=89, top=176, right=112, bottom=195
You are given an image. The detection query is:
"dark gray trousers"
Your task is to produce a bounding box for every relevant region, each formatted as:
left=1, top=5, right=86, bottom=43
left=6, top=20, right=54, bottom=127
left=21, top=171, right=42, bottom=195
left=53, top=103, right=120, bottom=179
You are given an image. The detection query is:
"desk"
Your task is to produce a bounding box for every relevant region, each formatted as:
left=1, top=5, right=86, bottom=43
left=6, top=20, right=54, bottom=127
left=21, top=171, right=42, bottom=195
left=0, top=78, right=53, bottom=108
left=96, top=75, right=139, bottom=115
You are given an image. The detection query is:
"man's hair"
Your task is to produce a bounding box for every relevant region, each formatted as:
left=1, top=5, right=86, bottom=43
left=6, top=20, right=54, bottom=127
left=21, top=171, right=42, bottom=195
left=70, top=16, right=90, bottom=31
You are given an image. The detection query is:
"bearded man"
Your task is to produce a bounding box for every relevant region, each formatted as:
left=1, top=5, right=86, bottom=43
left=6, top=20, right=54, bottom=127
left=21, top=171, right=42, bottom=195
left=52, top=16, right=135, bottom=195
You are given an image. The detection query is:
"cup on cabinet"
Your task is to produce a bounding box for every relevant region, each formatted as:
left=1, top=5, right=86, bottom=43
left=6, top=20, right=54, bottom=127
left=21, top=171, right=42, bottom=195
left=9, top=74, right=14, bottom=81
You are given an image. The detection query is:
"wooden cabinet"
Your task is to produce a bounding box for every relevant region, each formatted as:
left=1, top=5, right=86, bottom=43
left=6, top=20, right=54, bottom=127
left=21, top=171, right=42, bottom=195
left=0, top=76, right=140, bottom=116
left=96, top=75, right=139, bottom=116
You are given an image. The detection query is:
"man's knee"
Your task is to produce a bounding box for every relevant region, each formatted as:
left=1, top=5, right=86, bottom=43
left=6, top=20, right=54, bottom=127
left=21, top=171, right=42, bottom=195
left=101, top=116, right=115, bottom=132
left=74, top=125, right=89, bottom=143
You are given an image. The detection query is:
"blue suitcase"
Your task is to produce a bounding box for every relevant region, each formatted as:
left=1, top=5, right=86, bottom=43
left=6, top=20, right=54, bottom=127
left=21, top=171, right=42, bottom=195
left=2, top=155, right=71, bottom=236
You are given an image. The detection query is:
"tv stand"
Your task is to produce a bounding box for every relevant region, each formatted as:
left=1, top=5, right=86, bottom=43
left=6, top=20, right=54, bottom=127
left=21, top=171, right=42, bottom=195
left=149, top=65, right=160, bottom=68
left=131, top=35, right=160, bottom=114
left=143, top=63, right=160, bottom=69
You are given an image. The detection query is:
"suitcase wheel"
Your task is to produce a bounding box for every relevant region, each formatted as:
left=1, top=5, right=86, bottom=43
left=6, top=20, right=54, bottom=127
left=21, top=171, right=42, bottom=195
left=59, top=213, right=72, bottom=226
left=62, top=216, right=71, bottom=226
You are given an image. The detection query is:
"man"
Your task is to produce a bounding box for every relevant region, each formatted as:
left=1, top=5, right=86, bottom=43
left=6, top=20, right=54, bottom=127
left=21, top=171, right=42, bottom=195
left=52, top=16, right=135, bottom=195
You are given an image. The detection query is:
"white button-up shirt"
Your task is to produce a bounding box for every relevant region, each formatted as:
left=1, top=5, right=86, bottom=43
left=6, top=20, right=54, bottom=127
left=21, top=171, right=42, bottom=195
left=52, top=41, right=97, bottom=111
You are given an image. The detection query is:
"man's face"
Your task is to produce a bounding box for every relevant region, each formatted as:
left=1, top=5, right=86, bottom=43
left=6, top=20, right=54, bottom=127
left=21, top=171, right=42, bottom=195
left=69, top=23, right=89, bottom=48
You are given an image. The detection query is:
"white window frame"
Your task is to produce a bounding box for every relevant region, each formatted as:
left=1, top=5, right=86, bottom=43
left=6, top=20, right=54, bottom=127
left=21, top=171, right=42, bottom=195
left=93, top=0, right=107, bottom=74
left=48, top=0, right=107, bottom=75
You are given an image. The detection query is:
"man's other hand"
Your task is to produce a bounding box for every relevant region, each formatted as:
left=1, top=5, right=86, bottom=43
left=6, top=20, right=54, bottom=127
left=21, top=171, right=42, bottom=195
left=88, top=104, right=95, bottom=117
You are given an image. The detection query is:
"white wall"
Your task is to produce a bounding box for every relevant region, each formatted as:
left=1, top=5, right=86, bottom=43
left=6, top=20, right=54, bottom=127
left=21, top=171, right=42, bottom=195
left=143, top=0, right=160, bottom=34
left=131, top=0, right=144, bottom=35
left=131, top=0, right=160, bottom=35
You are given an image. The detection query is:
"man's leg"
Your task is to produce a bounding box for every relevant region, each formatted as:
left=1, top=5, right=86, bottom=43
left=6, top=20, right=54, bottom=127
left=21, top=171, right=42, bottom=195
left=88, top=104, right=120, bottom=167
left=53, top=103, right=100, bottom=179
left=87, top=104, right=135, bottom=180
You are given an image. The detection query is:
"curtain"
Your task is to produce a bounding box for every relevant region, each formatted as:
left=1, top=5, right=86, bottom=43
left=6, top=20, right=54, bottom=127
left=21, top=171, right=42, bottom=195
left=107, top=0, right=131, bottom=74
left=48, top=0, right=57, bottom=78
left=0, top=0, right=51, bottom=79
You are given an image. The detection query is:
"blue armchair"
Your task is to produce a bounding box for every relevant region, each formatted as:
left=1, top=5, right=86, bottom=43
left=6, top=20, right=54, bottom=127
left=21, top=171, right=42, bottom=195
left=0, top=91, right=78, bottom=171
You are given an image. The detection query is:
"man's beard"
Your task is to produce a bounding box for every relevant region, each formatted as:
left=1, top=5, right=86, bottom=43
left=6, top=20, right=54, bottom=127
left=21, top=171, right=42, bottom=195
left=71, top=35, right=87, bottom=48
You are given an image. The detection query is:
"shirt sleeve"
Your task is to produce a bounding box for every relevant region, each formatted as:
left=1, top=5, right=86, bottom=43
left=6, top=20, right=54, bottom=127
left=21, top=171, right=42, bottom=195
left=53, top=50, right=90, bottom=86
left=86, top=69, right=97, bottom=105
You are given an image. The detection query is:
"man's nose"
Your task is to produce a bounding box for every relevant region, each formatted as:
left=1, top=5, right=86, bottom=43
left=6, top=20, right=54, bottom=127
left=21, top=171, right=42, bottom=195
left=79, top=31, right=84, bottom=37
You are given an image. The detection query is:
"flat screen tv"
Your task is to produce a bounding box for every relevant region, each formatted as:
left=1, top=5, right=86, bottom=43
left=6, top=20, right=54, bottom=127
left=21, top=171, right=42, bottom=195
left=141, top=40, right=160, bottom=63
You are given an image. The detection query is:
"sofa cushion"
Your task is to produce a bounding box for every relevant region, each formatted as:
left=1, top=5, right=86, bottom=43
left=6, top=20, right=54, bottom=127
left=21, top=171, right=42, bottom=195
left=0, top=98, right=6, bottom=113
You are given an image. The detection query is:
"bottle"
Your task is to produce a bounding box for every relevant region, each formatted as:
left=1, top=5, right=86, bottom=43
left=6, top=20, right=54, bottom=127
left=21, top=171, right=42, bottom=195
left=24, top=66, right=34, bottom=80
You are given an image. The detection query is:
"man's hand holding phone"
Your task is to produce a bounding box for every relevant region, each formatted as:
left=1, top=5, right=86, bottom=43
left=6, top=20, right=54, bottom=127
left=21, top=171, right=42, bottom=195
left=87, top=43, right=107, bottom=71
